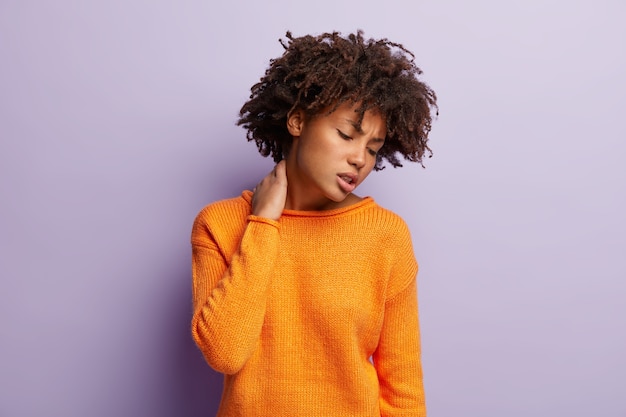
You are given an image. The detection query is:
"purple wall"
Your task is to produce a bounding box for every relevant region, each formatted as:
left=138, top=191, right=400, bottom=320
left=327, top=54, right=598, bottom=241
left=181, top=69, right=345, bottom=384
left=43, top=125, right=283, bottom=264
left=1, top=1, right=625, bottom=416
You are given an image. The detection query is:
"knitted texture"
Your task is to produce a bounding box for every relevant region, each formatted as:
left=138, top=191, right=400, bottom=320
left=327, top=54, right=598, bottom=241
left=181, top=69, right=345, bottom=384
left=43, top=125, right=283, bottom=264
left=191, top=190, right=425, bottom=416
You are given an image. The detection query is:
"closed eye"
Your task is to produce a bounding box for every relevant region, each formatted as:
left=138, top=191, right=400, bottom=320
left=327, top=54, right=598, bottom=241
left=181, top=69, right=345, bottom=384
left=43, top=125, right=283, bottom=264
left=337, top=129, right=351, bottom=140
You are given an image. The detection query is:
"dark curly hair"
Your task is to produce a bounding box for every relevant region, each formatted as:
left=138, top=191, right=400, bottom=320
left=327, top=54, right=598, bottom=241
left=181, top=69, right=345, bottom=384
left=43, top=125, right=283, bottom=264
left=237, top=30, right=438, bottom=170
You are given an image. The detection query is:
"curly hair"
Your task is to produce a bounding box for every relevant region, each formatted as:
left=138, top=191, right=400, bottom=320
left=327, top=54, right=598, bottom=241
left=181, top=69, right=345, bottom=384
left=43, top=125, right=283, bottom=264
left=237, top=30, right=438, bottom=170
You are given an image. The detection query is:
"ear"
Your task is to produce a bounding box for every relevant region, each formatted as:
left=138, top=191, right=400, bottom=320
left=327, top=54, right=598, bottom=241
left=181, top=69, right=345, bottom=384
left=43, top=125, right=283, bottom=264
left=286, top=109, right=305, bottom=137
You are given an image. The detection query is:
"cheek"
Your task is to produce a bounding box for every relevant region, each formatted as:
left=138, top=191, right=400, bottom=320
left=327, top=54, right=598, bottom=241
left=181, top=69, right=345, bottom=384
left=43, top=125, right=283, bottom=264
left=358, top=165, right=376, bottom=184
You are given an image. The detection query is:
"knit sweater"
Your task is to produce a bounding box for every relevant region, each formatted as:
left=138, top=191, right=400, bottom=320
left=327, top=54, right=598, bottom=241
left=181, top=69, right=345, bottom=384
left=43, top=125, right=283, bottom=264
left=191, top=190, right=425, bottom=416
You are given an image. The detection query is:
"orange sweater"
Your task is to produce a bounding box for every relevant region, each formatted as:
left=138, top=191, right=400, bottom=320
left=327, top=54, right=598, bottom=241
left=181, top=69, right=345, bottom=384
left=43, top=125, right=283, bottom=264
left=191, top=190, right=425, bottom=416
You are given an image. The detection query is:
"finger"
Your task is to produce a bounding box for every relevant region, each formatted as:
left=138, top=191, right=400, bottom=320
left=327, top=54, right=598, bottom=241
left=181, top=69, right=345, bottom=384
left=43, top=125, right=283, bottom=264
left=275, top=160, right=286, bottom=177
left=271, top=164, right=279, bottom=177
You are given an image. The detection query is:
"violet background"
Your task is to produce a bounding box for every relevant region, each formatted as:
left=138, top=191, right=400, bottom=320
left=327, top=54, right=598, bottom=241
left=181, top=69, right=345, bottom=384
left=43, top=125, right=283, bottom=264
left=1, top=1, right=625, bottom=416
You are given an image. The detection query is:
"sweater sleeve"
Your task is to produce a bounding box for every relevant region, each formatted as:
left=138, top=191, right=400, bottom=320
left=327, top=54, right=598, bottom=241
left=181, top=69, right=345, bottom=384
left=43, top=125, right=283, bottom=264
left=373, top=277, right=426, bottom=417
left=191, top=213, right=280, bottom=375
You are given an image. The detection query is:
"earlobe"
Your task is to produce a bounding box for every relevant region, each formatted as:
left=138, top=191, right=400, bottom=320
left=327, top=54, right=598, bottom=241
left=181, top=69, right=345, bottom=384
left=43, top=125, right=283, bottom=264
left=286, top=109, right=305, bottom=136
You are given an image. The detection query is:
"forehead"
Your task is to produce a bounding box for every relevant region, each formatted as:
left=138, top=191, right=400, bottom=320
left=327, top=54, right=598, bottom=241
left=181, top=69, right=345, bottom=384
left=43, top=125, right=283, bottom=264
left=319, top=102, right=386, bottom=132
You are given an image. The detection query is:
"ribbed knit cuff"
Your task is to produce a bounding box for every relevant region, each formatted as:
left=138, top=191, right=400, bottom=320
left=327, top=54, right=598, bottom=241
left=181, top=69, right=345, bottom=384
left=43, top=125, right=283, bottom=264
left=247, top=215, right=280, bottom=229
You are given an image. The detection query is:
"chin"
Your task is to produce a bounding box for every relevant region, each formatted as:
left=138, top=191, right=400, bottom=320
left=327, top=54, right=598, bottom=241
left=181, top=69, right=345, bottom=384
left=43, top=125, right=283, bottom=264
left=327, top=191, right=352, bottom=205
left=328, top=190, right=349, bottom=201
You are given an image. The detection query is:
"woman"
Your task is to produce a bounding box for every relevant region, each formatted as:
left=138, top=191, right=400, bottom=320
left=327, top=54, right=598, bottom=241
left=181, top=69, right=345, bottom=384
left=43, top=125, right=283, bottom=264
left=191, top=30, right=437, bottom=416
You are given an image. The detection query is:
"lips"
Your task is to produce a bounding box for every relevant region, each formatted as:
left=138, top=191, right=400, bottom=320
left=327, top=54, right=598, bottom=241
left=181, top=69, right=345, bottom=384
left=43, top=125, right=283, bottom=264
left=337, top=172, right=358, bottom=193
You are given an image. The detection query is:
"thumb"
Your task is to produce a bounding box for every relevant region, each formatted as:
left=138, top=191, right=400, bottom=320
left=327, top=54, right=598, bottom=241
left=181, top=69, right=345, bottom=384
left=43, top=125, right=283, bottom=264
left=275, top=160, right=287, bottom=179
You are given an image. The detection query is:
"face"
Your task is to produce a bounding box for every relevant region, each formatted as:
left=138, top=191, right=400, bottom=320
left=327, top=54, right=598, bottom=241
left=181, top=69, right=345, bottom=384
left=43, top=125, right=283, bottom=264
left=285, top=102, right=386, bottom=211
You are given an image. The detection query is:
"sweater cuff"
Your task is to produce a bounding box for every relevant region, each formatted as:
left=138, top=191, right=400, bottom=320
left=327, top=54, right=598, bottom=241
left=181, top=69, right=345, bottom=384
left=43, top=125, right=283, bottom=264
left=247, top=215, right=280, bottom=229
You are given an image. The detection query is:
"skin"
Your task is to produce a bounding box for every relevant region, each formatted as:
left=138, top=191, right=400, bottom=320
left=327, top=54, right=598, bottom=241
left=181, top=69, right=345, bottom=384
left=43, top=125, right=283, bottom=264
left=252, top=102, right=386, bottom=220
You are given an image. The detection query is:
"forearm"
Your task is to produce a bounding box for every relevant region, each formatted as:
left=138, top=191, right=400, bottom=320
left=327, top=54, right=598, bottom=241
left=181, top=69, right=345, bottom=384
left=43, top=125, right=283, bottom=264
left=374, top=278, right=426, bottom=416
left=191, top=215, right=279, bottom=374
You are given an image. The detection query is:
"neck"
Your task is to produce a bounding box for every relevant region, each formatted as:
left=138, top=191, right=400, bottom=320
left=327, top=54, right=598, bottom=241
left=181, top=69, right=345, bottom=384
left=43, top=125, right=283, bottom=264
left=283, top=155, right=363, bottom=212
left=284, top=174, right=362, bottom=212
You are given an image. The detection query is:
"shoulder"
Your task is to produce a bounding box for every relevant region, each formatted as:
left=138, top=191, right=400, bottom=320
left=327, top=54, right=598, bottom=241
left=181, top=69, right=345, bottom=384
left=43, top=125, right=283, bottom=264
left=363, top=202, right=418, bottom=298
left=362, top=200, right=413, bottom=241
left=195, top=191, right=251, bottom=222
left=191, top=191, right=252, bottom=244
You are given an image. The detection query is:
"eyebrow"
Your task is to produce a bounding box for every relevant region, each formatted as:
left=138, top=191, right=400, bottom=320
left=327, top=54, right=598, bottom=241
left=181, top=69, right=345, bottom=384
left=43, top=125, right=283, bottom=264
left=344, top=119, right=385, bottom=143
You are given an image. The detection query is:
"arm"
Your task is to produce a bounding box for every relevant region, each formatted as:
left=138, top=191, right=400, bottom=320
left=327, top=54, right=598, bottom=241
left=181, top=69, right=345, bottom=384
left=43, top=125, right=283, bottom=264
left=373, top=277, right=426, bottom=416
left=191, top=215, right=279, bottom=375
left=191, top=161, right=287, bottom=374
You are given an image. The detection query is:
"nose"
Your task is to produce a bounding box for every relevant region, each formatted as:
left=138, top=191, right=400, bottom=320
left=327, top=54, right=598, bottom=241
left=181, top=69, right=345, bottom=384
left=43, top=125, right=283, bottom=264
left=347, top=145, right=366, bottom=169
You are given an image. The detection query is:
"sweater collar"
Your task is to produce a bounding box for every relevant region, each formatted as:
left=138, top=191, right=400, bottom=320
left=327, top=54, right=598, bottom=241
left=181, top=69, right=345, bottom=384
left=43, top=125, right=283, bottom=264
left=240, top=190, right=375, bottom=218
